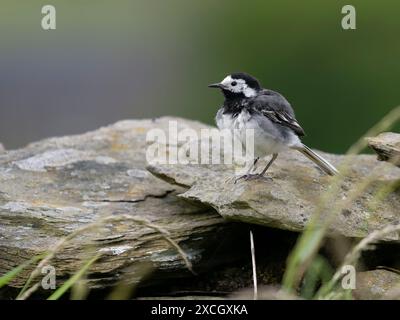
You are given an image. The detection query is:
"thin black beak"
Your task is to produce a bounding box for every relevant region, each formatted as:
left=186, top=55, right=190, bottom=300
left=208, top=82, right=223, bottom=89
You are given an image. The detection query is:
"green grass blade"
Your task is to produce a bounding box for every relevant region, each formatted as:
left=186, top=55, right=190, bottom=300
left=282, top=106, right=400, bottom=294
left=300, top=255, right=333, bottom=299
left=47, top=254, right=100, bottom=300
left=0, top=254, right=45, bottom=290
left=17, top=252, right=51, bottom=299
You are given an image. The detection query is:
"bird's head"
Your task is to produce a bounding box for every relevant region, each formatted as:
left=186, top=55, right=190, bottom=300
left=208, top=72, right=261, bottom=99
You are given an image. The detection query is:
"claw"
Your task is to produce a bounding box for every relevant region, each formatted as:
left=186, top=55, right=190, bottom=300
left=234, top=174, right=272, bottom=184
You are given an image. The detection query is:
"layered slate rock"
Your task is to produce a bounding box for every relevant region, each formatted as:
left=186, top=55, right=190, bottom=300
left=368, top=132, right=400, bottom=167
left=1, top=117, right=399, bottom=294
left=0, top=118, right=244, bottom=289
left=354, top=269, right=400, bottom=300
left=149, top=134, right=400, bottom=240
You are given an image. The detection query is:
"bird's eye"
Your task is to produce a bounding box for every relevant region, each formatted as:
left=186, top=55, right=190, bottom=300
left=231, top=81, right=237, bottom=86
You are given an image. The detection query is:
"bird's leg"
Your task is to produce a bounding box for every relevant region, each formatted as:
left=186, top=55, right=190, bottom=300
left=250, top=157, right=260, bottom=172
left=260, top=153, right=278, bottom=176
left=234, top=154, right=278, bottom=183
left=234, top=157, right=260, bottom=183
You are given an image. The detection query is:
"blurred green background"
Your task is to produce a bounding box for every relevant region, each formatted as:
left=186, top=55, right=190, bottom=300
left=0, top=0, right=399, bottom=152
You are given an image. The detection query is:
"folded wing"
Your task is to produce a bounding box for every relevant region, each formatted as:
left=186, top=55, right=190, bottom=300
left=250, top=90, right=306, bottom=137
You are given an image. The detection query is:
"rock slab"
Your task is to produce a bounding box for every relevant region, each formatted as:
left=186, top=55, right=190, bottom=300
left=0, top=118, right=244, bottom=289
left=368, top=132, right=400, bottom=167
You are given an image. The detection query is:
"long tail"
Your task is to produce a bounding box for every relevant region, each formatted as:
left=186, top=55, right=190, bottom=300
left=294, top=144, right=339, bottom=176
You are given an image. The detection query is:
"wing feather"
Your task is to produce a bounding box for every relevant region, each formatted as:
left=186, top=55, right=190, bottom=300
left=250, top=91, right=306, bottom=137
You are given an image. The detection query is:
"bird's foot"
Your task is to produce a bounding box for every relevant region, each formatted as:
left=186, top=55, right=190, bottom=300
left=234, top=174, right=272, bottom=184
left=224, top=175, right=237, bottom=184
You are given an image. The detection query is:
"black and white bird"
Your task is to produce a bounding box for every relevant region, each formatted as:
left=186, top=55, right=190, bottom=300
left=209, top=72, right=338, bottom=181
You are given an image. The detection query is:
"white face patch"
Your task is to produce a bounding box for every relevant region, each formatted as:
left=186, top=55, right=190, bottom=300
left=220, top=75, right=257, bottom=98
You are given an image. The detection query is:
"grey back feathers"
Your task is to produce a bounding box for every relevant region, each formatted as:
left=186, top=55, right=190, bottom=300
left=249, top=90, right=306, bottom=137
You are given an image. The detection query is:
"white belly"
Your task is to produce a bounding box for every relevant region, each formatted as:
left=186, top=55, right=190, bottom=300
left=217, top=109, right=299, bottom=157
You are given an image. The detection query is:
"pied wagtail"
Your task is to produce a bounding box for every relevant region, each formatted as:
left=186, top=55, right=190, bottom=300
left=209, top=72, right=339, bottom=181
